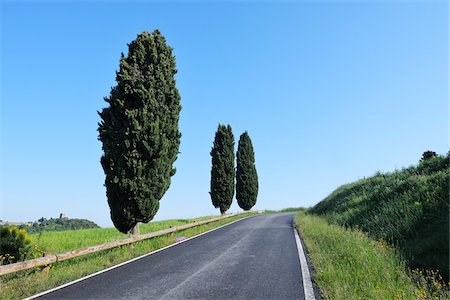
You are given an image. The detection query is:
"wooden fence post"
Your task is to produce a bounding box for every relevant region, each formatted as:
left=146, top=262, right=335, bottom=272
left=40, top=253, right=52, bottom=275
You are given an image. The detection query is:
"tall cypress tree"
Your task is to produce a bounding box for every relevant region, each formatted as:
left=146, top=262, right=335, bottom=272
left=236, top=132, right=258, bottom=210
left=210, top=124, right=235, bottom=214
left=98, top=30, right=181, bottom=234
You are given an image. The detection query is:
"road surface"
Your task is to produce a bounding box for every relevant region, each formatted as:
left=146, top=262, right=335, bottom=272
left=38, top=213, right=310, bottom=299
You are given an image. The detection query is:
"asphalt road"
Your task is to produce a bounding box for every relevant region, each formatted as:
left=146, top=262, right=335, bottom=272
left=38, top=213, right=306, bottom=300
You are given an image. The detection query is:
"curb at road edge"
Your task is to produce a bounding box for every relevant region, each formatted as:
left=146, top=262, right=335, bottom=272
left=293, top=226, right=316, bottom=300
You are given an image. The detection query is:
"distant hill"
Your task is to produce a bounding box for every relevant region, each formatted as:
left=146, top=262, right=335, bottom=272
left=310, top=151, right=449, bottom=280
left=0, top=216, right=100, bottom=233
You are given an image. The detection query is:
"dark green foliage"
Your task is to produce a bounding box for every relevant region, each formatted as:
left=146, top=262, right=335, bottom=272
left=310, top=153, right=450, bottom=280
left=421, top=150, right=437, bottom=161
left=236, top=132, right=258, bottom=210
left=5, top=218, right=100, bottom=233
left=0, top=226, right=33, bottom=264
left=98, top=30, right=181, bottom=233
left=210, top=125, right=235, bottom=214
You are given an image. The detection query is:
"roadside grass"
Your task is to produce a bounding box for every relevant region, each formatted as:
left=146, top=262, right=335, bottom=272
left=0, top=213, right=254, bottom=300
left=294, top=213, right=449, bottom=300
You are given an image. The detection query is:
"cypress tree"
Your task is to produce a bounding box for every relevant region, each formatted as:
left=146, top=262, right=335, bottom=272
left=98, top=30, right=181, bottom=234
left=210, top=124, right=235, bottom=214
left=236, top=131, right=258, bottom=210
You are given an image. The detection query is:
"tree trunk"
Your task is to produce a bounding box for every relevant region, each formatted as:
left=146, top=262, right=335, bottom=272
left=130, top=223, right=140, bottom=236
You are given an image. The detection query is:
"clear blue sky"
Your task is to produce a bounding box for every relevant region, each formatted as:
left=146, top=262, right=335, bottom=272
left=1, top=1, right=447, bottom=227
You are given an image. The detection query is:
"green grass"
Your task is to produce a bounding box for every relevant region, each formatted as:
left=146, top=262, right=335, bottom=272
left=294, top=213, right=448, bottom=300
left=261, top=207, right=307, bottom=214
left=0, top=213, right=254, bottom=300
left=30, top=216, right=213, bottom=253
left=278, top=207, right=307, bottom=213
left=309, top=153, right=449, bottom=281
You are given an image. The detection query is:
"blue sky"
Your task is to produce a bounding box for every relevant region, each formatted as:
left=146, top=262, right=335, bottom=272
left=1, top=1, right=447, bottom=227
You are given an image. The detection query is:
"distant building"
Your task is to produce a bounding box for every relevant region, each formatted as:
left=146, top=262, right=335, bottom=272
left=60, top=213, right=67, bottom=219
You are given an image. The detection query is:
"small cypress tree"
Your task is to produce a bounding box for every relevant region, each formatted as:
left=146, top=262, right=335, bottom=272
left=98, top=30, right=181, bottom=234
left=236, top=131, right=258, bottom=210
left=210, top=124, right=235, bottom=214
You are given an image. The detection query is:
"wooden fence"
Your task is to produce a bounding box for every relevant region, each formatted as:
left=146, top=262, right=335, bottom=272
left=0, top=212, right=252, bottom=276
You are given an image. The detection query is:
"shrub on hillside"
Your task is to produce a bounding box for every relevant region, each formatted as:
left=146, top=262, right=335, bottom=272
left=0, top=226, right=34, bottom=264
left=421, top=150, right=437, bottom=161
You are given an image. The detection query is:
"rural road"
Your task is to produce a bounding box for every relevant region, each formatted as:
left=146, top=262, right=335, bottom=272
left=37, top=213, right=313, bottom=299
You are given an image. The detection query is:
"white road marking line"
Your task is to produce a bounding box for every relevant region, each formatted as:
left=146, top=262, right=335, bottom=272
left=24, top=214, right=257, bottom=300
left=293, top=226, right=316, bottom=300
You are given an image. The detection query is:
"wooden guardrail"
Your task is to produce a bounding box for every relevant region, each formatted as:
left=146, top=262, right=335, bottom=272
left=0, top=212, right=252, bottom=276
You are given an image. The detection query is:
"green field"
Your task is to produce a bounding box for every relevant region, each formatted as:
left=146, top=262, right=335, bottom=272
left=0, top=213, right=253, bottom=300
left=30, top=216, right=213, bottom=254
left=295, top=213, right=448, bottom=300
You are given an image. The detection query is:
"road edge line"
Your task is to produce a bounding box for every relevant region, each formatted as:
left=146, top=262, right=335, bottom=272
left=24, top=214, right=257, bottom=300
left=293, top=226, right=316, bottom=300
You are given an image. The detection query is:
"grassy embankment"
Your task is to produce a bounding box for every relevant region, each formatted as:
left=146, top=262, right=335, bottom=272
left=310, top=153, right=449, bottom=280
left=0, top=213, right=254, bottom=300
left=295, top=153, right=449, bottom=299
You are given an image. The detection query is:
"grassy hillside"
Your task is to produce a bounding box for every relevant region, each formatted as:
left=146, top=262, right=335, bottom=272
left=310, top=152, right=449, bottom=280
